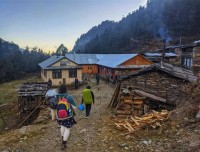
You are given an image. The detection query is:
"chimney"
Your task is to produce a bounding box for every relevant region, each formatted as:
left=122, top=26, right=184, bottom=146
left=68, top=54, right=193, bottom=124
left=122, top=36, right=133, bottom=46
left=161, top=39, right=166, bottom=66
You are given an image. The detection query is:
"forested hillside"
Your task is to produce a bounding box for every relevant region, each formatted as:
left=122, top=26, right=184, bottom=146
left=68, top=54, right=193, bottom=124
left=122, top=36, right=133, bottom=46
left=72, top=0, right=200, bottom=53
left=0, top=38, right=49, bottom=83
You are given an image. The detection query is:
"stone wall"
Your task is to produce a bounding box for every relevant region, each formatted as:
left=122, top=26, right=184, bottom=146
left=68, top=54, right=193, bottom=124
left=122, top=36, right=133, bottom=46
left=121, top=71, right=191, bottom=105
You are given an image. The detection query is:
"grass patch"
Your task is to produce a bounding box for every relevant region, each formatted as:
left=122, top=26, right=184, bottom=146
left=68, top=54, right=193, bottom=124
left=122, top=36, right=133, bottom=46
left=0, top=74, right=44, bottom=105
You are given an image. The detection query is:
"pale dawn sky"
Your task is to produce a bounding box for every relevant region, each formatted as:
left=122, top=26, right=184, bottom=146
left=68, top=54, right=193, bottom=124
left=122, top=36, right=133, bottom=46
left=0, top=0, right=147, bottom=52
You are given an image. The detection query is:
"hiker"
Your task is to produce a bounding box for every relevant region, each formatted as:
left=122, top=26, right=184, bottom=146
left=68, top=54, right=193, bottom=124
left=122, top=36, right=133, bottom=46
left=95, top=73, right=100, bottom=85
left=56, top=84, right=77, bottom=150
left=47, top=78, right=52, bottom=87
left=82, top=85, right=94, bottom=118
left=74, top=77, right=79, bottom=89
left=106, top=73, right=110, bottom=84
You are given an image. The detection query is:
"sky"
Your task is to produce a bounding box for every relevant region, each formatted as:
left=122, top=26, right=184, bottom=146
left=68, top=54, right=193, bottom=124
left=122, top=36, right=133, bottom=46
left=0, top=0, right=147, bottom=52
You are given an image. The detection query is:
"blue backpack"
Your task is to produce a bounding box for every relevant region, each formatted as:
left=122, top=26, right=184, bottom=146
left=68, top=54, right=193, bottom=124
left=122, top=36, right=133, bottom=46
left=49, top=96, right=58, bottom=109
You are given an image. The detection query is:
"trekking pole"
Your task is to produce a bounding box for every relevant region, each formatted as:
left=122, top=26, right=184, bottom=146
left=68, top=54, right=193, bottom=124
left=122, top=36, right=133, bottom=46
left=0, top=104, right=8, bottom=129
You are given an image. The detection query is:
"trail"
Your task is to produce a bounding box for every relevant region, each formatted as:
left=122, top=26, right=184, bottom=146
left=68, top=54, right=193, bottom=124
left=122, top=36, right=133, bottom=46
left=1, top=79, right=199, bottom=152
left=0, top=80, right=117, bottom=152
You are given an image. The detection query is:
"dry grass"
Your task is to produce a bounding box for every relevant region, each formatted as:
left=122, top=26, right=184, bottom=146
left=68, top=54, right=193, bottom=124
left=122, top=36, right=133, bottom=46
left=0, top=74, right=44, bottom=130
left=0, top=74, right=43, bottom=105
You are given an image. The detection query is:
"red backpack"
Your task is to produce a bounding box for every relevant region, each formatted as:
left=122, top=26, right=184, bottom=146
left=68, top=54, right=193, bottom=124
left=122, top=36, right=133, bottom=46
left=56, top=97, right=73, bottom=120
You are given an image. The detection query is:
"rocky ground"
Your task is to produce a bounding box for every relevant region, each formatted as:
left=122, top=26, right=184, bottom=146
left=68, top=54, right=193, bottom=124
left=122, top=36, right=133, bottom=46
left=0, top=78, right=200, bottom=152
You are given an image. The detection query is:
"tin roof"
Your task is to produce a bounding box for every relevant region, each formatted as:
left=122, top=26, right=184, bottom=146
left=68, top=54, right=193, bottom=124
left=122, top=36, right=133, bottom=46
left=66, top=54, right=138, bottom=68
left=65, top=54, right=104, bottom=64
left=97, top=54, right=138, bottom=68
left=39, top=53, right=142, bottom=69
left=38, top=56, right=64, bottom=69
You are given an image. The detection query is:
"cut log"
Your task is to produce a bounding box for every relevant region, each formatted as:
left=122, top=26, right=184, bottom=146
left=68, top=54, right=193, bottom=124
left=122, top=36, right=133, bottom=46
left=123, top=100, right=134, bottom=105
left=133, top=97, right=146, bottom=100
left=131, top=116, right=140, bottom=126
left=116, top=110, right=132, bottom=115
left=117, top=104, right=132, bottom=110
left=125, top=121, right=134, bottom=132
left=133, top=101, right=144, bottom=104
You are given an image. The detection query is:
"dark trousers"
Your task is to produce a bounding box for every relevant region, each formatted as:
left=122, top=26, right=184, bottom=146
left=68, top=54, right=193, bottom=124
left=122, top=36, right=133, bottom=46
left=85, top=104, right=92, bottom=117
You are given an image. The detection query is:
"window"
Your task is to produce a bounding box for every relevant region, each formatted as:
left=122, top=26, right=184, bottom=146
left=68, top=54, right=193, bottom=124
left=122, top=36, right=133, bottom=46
left=60, top=61, right=68, bottom=66
left=69, top=69, right=77, bottom=78
left=183, top=57, right=192, bottom=68
left=52, top=70, right=62, bottom=79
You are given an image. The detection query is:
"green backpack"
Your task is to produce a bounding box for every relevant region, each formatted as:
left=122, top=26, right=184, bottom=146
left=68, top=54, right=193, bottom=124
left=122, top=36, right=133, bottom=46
left=82, top=89, right=93, bottom=104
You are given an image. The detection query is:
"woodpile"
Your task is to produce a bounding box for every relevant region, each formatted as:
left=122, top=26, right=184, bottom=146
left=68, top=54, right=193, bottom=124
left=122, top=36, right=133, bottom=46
left=18, top=83, right=49, bottom=96
left=114, top=110, right=171, bottom=132
left=17, top=82, right=49, bottom=119
left=109, top=84, right=175, bottom=117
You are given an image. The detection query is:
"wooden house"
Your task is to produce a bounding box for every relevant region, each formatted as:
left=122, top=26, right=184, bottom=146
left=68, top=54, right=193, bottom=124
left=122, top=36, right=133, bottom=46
left=97, top=54, right=153, bottom=77
left=39, top=54, right=153, bottom=86
left=66, top=54, right=100, bottom=74
left=66, top=54, right=153, bottom=77
left=110, top=62, right=197, bottom=116
left=38, top=56, right=82, bottom=86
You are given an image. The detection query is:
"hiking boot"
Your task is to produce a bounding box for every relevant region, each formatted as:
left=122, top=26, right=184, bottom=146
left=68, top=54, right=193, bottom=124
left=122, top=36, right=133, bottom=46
left=61, top=144, right=66, bottom=150
left=61, top=141, right=67, bottom=150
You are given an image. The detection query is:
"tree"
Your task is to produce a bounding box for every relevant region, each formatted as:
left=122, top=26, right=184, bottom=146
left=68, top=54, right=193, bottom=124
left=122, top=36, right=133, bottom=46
left=56, top=44, right=68, bottom=56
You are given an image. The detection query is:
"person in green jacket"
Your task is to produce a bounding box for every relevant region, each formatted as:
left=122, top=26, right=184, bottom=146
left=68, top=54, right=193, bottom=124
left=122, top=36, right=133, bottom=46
left=82, top=85, right=94, bottom=118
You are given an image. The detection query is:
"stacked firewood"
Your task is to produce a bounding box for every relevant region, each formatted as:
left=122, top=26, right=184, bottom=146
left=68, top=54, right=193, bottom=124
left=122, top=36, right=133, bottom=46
left=114, top=110, right=171, bottom=132
left=18, top=83, right=49, bottom=96
left=116, top=96, right=145, bottom=116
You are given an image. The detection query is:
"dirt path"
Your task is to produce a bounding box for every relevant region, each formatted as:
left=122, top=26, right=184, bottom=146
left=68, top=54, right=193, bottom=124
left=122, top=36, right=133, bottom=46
left=0, top=79, right=118, bottom=152
left=1, top=79, right=200, bottom=152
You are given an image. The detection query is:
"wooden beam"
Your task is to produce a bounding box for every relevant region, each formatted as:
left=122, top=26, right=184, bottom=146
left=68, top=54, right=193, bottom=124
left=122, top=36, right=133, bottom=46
left=132, top=89, right=166, bottom=103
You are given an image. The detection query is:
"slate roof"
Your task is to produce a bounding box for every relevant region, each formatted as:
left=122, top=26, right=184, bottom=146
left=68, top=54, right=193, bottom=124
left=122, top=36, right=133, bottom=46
left=144, top=53, right=177, bottom=57
left=119, top=62, right=197, bottom=83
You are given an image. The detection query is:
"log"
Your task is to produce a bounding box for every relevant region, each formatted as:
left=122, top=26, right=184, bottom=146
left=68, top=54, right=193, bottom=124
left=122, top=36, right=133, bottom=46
left=132, top=89, right=167, bottom=103
left=125, top=121, right=134, bottom=132
left=123, top=100, right=134, bottom=105
left=117, top=104, right=132, bottom=110
left=133, top=97, right=146, bottom=100
left=116, top=110, right=132, bottom=115
left=131, top=116, right=140, bottom=126
left=133, top=101, right=144, bottom=105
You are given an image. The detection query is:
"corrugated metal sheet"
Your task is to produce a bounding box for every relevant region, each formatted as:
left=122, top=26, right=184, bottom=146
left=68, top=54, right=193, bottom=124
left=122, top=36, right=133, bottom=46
left=66, top=54, right=138, bottom=68
left=38, top=56, right=64, bottom=69
left=39, top=54, right=139, bottom=69
left=66, top=54, right=101, bottom=64
left=97, top=54, right=138, bottom=68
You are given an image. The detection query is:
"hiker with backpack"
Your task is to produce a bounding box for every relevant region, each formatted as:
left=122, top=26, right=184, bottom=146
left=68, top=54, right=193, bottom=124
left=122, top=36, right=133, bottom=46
left=54, top=84, right=77, bottom=150
left=82, top=85, right=94, bottom=118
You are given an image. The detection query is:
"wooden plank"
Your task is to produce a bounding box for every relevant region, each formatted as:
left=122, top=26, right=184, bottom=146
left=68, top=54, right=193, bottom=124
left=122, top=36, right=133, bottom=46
left=133, top=89, right=167, bottom=103
left=18, top=101, right=44, bottom=128
left=108, top=82, right=120, bottom=108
